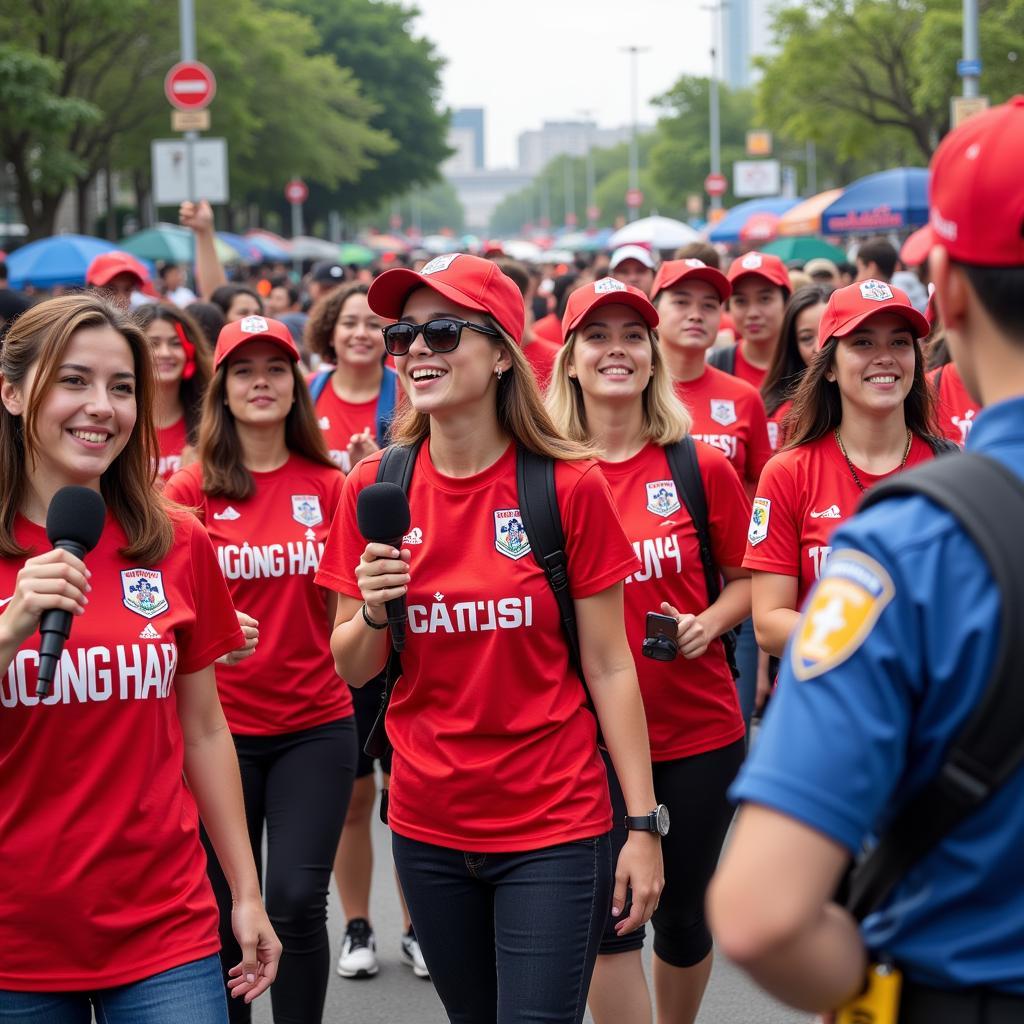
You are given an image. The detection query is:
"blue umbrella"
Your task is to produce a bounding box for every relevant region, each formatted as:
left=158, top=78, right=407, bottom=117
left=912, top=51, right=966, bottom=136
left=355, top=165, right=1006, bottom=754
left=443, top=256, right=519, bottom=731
left=821, top=168, right=929, bottom=235
left=217, top=231, right=263, bottom=263
left=243, top=233, right=291, bottom=262
left=7, top=234, right=118, bottom=289
left=707, top=198, right=800, bottom=244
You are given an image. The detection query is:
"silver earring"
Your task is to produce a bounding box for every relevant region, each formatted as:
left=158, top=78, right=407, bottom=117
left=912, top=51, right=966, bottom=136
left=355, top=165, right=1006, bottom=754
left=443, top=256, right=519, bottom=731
left=496, top=368, right=503, bottom=381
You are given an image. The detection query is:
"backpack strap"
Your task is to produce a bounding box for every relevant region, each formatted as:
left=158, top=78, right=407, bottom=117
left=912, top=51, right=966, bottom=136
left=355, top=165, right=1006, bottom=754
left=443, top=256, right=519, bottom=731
left=375, top=366, right=398, bottom=446
left=308, top=369, right=332, bottom=402
left=665, top=437, right=740, bottom=677
left=707, top=344, right=737, bottom=376
left=845, top=453, right=1024, bottom=920
left=376, top=438, right=421, bottom=491
left=932, top=364, right=945, bottom=391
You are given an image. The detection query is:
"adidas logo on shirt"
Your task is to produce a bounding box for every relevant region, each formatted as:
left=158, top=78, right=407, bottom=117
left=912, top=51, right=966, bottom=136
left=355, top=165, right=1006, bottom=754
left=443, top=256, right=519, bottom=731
left=810, top=504, right=842, bottom=520
left=138, top=623, right=161, bottom=640
left=213, top=506, right=241, bottom=521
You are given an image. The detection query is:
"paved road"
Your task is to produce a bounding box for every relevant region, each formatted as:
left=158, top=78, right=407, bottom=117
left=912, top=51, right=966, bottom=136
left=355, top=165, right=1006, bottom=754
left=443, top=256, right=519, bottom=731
left=252, top=806, right=813, bottom=1024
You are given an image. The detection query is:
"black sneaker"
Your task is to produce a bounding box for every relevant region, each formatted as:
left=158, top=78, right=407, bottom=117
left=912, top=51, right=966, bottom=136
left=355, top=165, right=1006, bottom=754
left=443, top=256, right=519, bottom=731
left=337, top=917, right=378, bottom=978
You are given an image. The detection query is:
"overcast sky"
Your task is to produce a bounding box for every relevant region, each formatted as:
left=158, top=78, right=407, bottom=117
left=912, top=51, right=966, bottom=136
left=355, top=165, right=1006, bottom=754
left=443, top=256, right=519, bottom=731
left=411, top=0, right=715, bottom=169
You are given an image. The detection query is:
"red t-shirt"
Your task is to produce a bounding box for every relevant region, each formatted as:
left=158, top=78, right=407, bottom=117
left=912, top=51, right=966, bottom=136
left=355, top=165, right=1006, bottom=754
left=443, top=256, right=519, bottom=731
left=316, top=442, right=638, bottom=852
left=0, top=511, right=242, bottom=991
left=532, top=312, right=562, bottom=346
left=766, top=398, right=793, bottom=452
left=523, top=337, right=560, bottom=392
left=156, top=416, right=189, bottom=482
left=928, top=363, right=979, bottom=447
left=734, top=343, right=769, bottom=390
left=165, top=455, right=351, bottom=735
left=743, top=433, right=937, bottom=605
left=313, top=382, right=379, bottom=473
left=597, top=442, right=747, bottom=760
left=674, top=366, right=773, bottom=490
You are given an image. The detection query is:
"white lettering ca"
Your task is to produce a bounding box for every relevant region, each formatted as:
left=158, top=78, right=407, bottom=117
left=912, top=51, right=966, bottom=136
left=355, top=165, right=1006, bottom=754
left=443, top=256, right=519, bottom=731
left=407, top=596, right=534, bottom=634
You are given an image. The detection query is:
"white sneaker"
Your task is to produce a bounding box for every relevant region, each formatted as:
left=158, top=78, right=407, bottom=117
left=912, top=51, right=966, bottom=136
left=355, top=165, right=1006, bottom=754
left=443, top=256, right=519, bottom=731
left=337, top=918, right=378, bottom=979
left=401, top=926, right=430, bottom=979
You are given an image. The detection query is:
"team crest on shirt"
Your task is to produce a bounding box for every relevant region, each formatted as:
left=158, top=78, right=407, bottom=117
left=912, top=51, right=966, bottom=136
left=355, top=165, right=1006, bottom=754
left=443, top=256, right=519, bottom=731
left=121, top=568, right=169, bottom=619
left=710, top=398, right=737, bottom=426
left=494, top=509, right=531, bottom=560
left=291, top=495, right=323, bottom=527
left=748, top=497, right=771, bottom=546
left=791, top=550, right=895, bottom=680
left=646, top=479, right=681, bottom=517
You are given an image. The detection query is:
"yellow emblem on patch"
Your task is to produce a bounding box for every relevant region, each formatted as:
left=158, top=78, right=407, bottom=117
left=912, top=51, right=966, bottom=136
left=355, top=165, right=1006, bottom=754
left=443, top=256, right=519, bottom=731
left=791, top=550, right=895, bottom=681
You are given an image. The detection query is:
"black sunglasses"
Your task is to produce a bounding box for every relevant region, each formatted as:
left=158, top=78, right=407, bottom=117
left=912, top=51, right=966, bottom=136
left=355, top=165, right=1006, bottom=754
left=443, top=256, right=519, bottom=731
left=381, top=317, right=501, bottom=356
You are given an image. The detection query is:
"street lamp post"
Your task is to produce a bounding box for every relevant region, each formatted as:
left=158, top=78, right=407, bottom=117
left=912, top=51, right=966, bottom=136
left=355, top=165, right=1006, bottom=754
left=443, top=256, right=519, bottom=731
left=702, top=2, right=727, bottom=214
left=961, top=0, right=980, bottom=98
left=578, top=109, right=597, bottom=229
left=621, top=45, right=650, bottom=223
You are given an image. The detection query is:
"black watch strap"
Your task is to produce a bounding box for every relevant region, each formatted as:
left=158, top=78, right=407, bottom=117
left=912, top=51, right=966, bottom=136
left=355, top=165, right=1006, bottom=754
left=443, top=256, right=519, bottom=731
left=624, top=812, right=656, bottom=832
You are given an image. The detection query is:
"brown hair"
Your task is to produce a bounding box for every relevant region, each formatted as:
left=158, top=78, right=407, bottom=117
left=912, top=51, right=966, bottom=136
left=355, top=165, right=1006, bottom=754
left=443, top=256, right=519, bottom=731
left=304, top=282, right=372, bottom=362
left=197, top=351, right=337, bottom=500
left=388, top=320, right=589, bottom=461
left=0, top=294, right=173, bottom=562
left=761, top=285, right=832, bottom=416
left=784, top=335, right=941, bottom=450
left=133, top=303, right=213, bottom=444
left=674, top=241, right=721, bottom=269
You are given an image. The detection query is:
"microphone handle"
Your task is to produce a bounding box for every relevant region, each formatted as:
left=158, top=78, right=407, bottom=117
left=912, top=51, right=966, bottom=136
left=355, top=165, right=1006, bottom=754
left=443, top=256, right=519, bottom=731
left=36, top=539, right=88, bottom=698
left=375, top=534, right=407, bottom=653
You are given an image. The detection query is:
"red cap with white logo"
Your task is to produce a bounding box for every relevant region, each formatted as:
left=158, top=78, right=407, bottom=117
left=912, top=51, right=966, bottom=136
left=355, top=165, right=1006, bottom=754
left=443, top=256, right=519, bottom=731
left=650, top=259, right=731, bottom=303
left=817, top=280, right=930, bottom=349
left=561, top=278, right=659, bottom=338
left=214, top=315, right=301, bottom=368
left=726, top=251, right=790, bottom=292
left=367, top=253, right=525, bottom=344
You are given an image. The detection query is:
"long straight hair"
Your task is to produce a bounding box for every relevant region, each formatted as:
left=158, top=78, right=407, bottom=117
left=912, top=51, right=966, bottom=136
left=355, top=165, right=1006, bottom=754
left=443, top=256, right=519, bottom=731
left=546, top=327, right=692, bottom=448
left=0, top=294, right=173, bottom=563
left=784, top=335, right=941, bottom=449
left=761, top=285, right=832, bottom=416
left=388, top=321, right=589, bottom=461
left=197, top=356, right=337, bottom=499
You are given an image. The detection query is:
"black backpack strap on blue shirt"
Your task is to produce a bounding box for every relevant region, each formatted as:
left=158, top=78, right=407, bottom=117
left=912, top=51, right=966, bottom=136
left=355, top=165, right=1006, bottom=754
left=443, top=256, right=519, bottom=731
left=845, top=452, right=1024, bottom=921
left=665, top=437, right=740, bottom=678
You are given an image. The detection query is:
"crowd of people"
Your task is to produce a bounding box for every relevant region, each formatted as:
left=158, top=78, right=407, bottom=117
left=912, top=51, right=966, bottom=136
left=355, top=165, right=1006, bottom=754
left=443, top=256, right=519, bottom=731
left=0, top=95, right=1019, bottom=1024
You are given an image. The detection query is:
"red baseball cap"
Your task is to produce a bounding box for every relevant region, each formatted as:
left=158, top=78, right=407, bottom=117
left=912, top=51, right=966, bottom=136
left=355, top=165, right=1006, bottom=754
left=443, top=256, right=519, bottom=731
left=817, top=279, right=930, bottom=348
left=900, top=226, right=932, bottom=268
left=726, top=251, right=790, bottom=292
left=86, top=251, right=148, bottom=288
left=214, top=315, right=300, bottom=369
left=367, top=253, right=525, bottom=345
left=561, top=277, right=659, bottom=337
left=650, top=259, right=731, bottom=303
left=916, top=95, right=1024, bottom=267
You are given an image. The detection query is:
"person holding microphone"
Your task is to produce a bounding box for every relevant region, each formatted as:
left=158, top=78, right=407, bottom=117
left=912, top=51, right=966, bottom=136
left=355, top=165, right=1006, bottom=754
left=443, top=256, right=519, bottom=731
left=164, top=315, right=355, bottom=1024
left=547, top=279, right=751, bottom=1024
left=316, top=254, right=664, bottom=1024
left=0, top=294, right=280, bottom=1022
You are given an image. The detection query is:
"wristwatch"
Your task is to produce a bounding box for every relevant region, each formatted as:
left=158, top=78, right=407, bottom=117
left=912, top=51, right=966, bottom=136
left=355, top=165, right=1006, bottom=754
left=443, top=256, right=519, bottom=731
left=625, top=804, right=670, bottom=837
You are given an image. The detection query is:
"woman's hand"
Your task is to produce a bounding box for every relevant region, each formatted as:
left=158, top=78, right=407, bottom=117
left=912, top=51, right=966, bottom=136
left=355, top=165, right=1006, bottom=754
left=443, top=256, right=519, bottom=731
left=346, top=428, right=380, bottom=469
left=0, top=549, right=90, bottom=649
left=225, top=895, right=282, bottom=1004
left=355, top=543, right=410, bottom=622
left=612, top=831, right=665, bottom=935
left=661, top=601, right=710, bottom=660
left=217, top=611, right=259, bottom=666
left=179, top=199, right=214, bottom=235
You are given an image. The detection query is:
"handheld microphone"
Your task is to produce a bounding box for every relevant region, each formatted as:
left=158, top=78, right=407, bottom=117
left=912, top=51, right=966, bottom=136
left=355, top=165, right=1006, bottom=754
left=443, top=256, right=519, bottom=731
left=356, top=482, right=411, bottom=652
left=36, top=486, right=106, bottom=697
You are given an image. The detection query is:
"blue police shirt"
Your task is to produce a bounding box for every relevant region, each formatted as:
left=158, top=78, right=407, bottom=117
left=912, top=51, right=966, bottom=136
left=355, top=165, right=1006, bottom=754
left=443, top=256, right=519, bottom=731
left=732, top=395, right=1024, bottom=992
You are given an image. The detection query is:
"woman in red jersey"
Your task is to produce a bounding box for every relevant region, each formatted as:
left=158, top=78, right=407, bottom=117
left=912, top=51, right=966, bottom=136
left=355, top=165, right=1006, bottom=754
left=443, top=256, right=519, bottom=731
left=760, top=285, right=831, bottom=450
left=548, top=280, right=751, bottom=1024
left=317, top=254, right=663, bottom=1024
left=744, top=280, right=950, bottom=657
left=927, top=334, right=980, bottom=446
left=135, top=303, right=213, bottom=482
left=0, top=295, right=279, bottom=1022
left=165, top=316, right=355, bottom=1024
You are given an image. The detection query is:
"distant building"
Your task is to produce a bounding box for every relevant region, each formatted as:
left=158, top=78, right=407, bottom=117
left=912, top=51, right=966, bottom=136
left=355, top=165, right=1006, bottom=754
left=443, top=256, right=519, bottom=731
left=516, top=121, right=646, bottom=175
left=721, top=0, right=775, bottom=90
left=444, top=107, right=486, bottom=174
left=445, top=170, right=533, bottom=231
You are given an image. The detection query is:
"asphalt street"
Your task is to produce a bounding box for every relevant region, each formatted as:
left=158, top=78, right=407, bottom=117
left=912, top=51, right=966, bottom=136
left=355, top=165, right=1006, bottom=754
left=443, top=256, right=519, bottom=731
left=251, top=801, right=814, bottom=1024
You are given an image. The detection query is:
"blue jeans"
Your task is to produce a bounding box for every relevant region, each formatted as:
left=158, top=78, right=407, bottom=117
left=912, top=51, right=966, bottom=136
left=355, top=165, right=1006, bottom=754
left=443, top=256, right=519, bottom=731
left=0, top=954, right=226, bottom=1024
left=392, top=831, right=613, bottom=1024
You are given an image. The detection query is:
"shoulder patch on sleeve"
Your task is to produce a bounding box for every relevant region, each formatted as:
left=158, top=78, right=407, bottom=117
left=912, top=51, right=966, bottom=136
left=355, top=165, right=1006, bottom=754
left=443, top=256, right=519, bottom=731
left=791, top=549, right=895, bottom=681
left=748, top=496, right=770, bottom=546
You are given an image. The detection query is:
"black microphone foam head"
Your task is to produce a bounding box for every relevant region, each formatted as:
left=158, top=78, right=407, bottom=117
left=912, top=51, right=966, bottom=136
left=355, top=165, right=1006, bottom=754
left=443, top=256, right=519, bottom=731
left=46, top=486, right=107, bottom=553
left=356, top=482, right=411, bottom=544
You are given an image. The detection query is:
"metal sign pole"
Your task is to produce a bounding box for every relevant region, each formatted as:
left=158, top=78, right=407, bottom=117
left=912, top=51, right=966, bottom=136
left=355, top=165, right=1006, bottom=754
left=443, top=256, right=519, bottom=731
left=180, top=0, right=198, bottom=201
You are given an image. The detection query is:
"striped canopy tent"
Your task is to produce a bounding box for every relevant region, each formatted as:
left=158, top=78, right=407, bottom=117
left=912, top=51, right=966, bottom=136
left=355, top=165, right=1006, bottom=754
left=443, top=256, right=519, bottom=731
left=776, top=189, right=845, bottom=237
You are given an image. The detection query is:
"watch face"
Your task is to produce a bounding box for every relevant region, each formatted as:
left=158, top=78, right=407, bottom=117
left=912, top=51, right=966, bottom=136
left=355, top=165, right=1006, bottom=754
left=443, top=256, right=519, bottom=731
left=656, top=804, right=670, bottom=836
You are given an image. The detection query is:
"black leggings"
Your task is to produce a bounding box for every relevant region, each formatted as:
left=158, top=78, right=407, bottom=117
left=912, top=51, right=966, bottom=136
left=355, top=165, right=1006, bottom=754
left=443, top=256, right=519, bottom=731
left=203, top=717, right=358, bottom=1024
left=599, top=739, right=745, bottom=967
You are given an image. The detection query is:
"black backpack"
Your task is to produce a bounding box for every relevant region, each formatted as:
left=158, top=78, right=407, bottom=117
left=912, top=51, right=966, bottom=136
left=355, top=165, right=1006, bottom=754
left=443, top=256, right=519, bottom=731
left=843, top=452, right=1024, bottom=920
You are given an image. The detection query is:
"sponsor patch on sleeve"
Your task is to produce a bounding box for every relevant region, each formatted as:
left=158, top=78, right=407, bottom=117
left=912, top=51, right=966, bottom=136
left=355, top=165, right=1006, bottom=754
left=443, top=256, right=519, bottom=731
left=791, top=549, right=895, bottom=680
left=748, top=497, right=770, bottom=546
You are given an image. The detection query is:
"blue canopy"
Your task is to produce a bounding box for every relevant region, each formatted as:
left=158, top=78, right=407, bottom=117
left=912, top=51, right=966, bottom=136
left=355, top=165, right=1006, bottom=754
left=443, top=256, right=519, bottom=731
left=243, top=233, right=291, bottom=262
left=821, top=168, right=929, bottom=235
left=217, top=231, right=263, bottom=263
left=7, top=234, right=118, bottom=289
left=707, top=197, right=800, bottom=244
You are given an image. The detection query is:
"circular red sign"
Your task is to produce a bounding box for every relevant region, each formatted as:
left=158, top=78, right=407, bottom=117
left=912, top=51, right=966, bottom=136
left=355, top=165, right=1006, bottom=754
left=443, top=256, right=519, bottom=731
left=586, top=205, right=601, bottom=221
left=164, top=61, right=217, bottom=112
left=704, top=173, right=728, bottom=197
left=285, top=179, right=309, bottom=205
left=626, top=188, right=644, bottom=208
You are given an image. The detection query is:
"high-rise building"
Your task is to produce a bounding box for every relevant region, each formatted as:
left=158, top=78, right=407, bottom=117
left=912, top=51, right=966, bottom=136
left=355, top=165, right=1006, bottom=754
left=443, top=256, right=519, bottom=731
left=721, top=0, right=775, bottom=90
left=516, top=121, right=646, bottom=175
left=444, top=108, right=486, bottom=174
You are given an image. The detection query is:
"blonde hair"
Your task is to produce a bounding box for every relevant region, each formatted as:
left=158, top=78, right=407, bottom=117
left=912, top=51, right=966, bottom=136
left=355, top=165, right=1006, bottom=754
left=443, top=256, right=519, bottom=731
left=546, top=327, right=692, bottom=449
left=388, top=322, right=590, bottom=460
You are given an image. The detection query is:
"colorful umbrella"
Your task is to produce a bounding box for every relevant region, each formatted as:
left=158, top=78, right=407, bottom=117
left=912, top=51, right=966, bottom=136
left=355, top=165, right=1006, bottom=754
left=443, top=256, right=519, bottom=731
left=762, top=236, right=847, bottom=263
left=243, top=233, right=291, bottom=262
left=609, top=216, right=700, bottom=251
left=217, top=231, right=263, bottom=263
left=776, top=189, right=845, bottom=237
left=821, top=168, right=928, bottom=235
left=364, top=233, right=410, bottom=253
left=119, top=224, right=239, bottom=264
left=7, top=234, right=118, bottom=289
left=707, top=198, right=800, bottom=244
left=739, top=212, right=781, bottom=243
left=338, top=243, right=375, bottom=266
left=288, top=236, right=342, bottom=261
